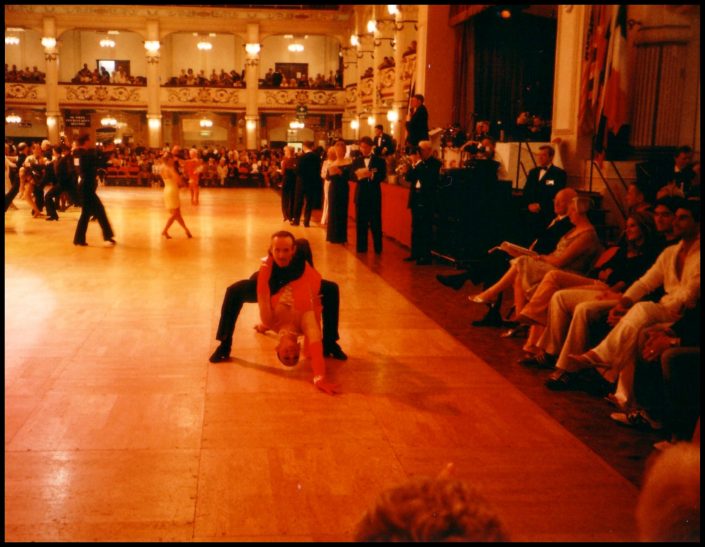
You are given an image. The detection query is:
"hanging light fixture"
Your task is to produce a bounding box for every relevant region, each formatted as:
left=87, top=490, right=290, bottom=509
left=41, top=36, right=57, bottom=49
left=100, top=35, right=116, bottom=48
left=197, top=40, right=212, bottom=51
left=245, top=43, right=261, bottom=55
left=5, top=35, right=20, bottom=45
left=100, top=115, right=117, bottom=127
left=287, top=43, right=304, bottom=53
left=6, top=113, right=22, bottom=124
left=199, top=117, right=213, bottom=128
left=144, top=40, right=160, bottom=53
left=289, top=121, right=305, bottom=129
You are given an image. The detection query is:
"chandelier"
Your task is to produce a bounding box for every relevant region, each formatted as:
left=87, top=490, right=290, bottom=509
left=101, top=116, right=117, bottom=127
left=6, top=113, right=22, bottom=124
left=100, top=38, right=116, bottom=48
left=5, top=36, right=20, bottom=45
left=197, top=41, right=212, bottom=51
left=287, top=43, right=304, bottom=53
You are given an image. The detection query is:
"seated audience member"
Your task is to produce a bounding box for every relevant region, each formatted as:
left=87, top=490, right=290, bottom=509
left=625, top=179, right=654, bottom=215
left=546, top=201, right=700, bottom=407
left=613, top=299, right=700, bottom=436
left=635, top=442, right=700, bottom=542
left=439, top=188, right=577, bottom=326
left=354, top=470, right=509, bottom=542
left=526, top=114, right=550, bottom=141
left=652, top=196, right=682, bottom=247
left=470, top=196, right=601, bottom=327
left=659, top=145, right=696, bottom=197
left=518, top=211, right=660, bottom=366
left=521, top=145, right=567, bottom=244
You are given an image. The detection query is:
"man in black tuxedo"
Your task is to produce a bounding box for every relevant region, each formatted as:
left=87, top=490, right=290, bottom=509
left=437, top=187, right=577, bottom=326
left=351, top=136, right=387, bottom=254
left=373, top=124, right=395, bottom=157
left=292, top=141, right=321, bottom=227
left=522, top=145, right=567, bottom=243
left=209, top=234, right=347, bottom=363
left=73, top=134, right=116, bottom=246
left=405, top=93, right=429, bottom=151
left=404, top=141, right=441, bottom=265
left=272, top=69, right=283, bottom=87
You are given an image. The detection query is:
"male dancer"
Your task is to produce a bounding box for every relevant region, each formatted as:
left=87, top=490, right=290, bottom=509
left=209, top=231, right=347, bottom=363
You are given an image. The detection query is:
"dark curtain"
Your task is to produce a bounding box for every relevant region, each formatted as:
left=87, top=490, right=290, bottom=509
left=454, top=23, right=475, bottom=130
left=472, top=11, right=556, bottom=132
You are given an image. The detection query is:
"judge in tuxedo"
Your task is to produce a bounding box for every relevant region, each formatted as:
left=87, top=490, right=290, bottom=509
left=292, top=141, right=321, bottom=227
left=373, top=124, right=395, bottom=157
left=405, top=93, right=429, bottom=151
left=522, top=145, right=567, bottom=243
left=404, top=141, right=441, bottom=265
left=351, top=136, right=387, bottom=254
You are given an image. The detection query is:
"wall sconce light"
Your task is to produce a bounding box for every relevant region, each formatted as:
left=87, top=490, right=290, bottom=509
left=6, top=113, right=22, bottom=124
left=245, top=43, right=261, bottom=55
left=388, top=5, right=399, bottom=16
left=148, top=118, right=161, bottom=129
left=46, top=116, right=57, bottom=128
left=5, top=36, right=20, bottom=45
left=246, top=119, right=257, bottom=130
left=367, top=115, right=376, bottom=127
left=41, top=36, right=57, bottom=49
left=350, top=119, right=359, bottom=130
left=144, top=40, right=160, bottom=53
left=367, top=20, right=377, bottom=34
left=350, top=34, right=359, bottom=47
left=386, top=110, right=398, bottom=123
left=199, top=117, right=213, bottom=128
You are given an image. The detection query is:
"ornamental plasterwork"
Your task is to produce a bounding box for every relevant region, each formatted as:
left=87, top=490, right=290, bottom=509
left=401, top=54, right=416, bottom=82
left=359, top=77, right=374, bottom=98
left=5, top=83, right=42, bottom=101
left=65, top=85, right=143, bottom=103
left=263, top=89, right=343, bottom=107
left=379, top=67, right=395, bottom=90
left=165, top=87, right=241, bottom=105
left=345, top=85, right=357, bottom=106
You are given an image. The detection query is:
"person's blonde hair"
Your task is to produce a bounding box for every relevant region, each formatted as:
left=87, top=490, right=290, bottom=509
left=354, top=475, right=509, bottom=542
left=636, top=442, right=700, bottom=542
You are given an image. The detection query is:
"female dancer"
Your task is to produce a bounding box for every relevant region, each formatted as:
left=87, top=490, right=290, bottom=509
left=183, top=148, right=203, bottom=205
left=326, top=139, right=351, bottom=244
left=319, top=146, right=337, bottom=225
left=160, top=152, right=192, bottom=239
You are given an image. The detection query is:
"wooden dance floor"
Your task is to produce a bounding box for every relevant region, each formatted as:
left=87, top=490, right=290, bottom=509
left=5, top=187, right=639, bottom=541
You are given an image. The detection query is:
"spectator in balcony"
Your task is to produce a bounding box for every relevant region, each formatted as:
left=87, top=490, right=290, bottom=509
left=264, top=68, right=274, bottom=87
left=29, top=66, right=45, bottom=83
left=185, top=68, right=196, bottom=85
left=78, top=63, right=92, bottom=83
left=272, top=67, right=283, bottom=87
left=98, top=66, right=110, bottom=84
left=112, top=65, right=128, bottom=84
left=177, top=69, right=187, bottom=86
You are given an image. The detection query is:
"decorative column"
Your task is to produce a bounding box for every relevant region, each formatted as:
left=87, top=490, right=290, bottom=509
left=392, top=6, right=418, bottom=147
left=144, top=20, right=162, bottom=149
left=41, top=17, right=60, bottom=144
left=341, top=44, right=358, bottom=141
left=372, top=6, right=395, bottom=134
left=357, top=33, right=375, bottom=138
left=244, top=23, right=261, bottom=151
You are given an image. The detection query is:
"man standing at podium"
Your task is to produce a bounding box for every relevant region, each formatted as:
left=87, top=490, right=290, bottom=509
left=522, top=145, right=566, bottom=243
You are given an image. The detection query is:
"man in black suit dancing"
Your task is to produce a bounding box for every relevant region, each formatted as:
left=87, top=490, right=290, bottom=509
left=292, top=141, right=321, bottom=227
left=522, top=145, right=566, bottom=243
left=73, top=134, right=116, bottom=247
left=209, top=233, right=347, bottom=363
left=351, top=136, right=387, bottom=254
left=404, top=141, right=441, bottom=265
left=405, top=93, right=429, bottom=151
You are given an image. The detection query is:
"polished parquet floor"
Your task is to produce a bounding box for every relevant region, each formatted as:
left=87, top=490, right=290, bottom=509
left=5, top=187, right=647, bottom=541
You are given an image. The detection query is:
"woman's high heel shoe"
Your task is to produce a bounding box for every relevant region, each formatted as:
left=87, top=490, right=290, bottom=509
left=185, top=231, right=193, bottom=238
left=468, top=294, right=496, bottom=305
left=162, top=232, right=172, bottom=239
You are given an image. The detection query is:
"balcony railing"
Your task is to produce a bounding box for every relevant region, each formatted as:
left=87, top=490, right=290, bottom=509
left=6, top=82, right=345, bottom=112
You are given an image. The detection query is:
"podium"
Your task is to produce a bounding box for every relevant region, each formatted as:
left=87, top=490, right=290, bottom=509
left=433, top=160, right=513, bottom=264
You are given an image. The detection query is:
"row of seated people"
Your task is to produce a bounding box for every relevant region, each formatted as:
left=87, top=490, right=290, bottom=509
left=164, top=68, right=246, bottom=87
left=68, top=63, right=146, bottom=85
left=5, top=64, right=46, bottom=83
left=438, top=185, right=700, bottom=450
left=261, top=68, right=343, bottom=89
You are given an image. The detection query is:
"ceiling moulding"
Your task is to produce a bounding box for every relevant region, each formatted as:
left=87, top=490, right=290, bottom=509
left=5, top=4, right=350, bottom=23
